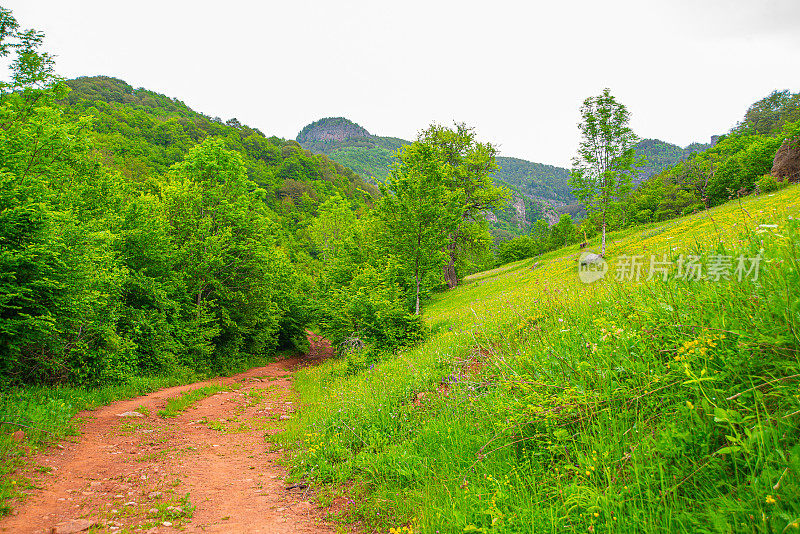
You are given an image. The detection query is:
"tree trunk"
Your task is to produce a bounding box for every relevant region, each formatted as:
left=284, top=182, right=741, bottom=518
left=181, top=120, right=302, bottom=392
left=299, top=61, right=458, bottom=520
left=601, top=211, right=607, bottom=256
left=442, top=238, right=458, bottom=289
left=415, top=268, right=420, bottom=315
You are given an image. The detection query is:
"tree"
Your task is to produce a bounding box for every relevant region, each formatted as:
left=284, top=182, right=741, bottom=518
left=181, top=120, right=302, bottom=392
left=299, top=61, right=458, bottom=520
left=163, top=138, right=290, bottom=368
left=308, top=194, right=356, bottom=262
left=378, top=142, right=458, bottom=315
left=569, top=89, right=639, bottom=256
left=418, top=123, right=509, bottom=288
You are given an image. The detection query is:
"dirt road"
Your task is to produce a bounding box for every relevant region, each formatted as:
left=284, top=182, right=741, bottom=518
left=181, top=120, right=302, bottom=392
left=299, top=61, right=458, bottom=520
left=0, top=357, right=339, bottom=534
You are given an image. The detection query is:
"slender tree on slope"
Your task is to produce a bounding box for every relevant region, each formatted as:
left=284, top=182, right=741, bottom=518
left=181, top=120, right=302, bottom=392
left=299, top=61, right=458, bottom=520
left=569, top=88, right=638, bottom=256
left=378, top=142, right=458, bottom=315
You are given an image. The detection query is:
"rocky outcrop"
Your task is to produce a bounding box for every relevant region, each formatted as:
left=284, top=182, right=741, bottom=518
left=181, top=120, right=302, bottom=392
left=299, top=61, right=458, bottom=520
left=296, top=117, right=371, bottom=144
left=771, top=137, right=800, bottom=183
left=512, top=196, right=528, bottom=228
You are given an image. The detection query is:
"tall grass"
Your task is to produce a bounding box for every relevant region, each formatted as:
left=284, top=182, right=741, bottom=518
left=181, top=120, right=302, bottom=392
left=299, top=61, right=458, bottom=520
left=278, top=185, right=800, bottom=533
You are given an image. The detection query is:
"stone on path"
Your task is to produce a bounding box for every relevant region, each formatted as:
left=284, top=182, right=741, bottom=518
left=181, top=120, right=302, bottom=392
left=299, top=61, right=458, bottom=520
left=50, top=518, right=96, bottom=534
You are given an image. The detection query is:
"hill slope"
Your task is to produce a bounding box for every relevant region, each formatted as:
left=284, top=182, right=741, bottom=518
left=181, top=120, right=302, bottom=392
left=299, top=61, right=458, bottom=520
left=295, top=117, right=578, bottom=206
left=281, top=183, right=800, bottom=532
left=62, top=77, right=379, bottom=234
left=296, top=117, right=712, bottom=226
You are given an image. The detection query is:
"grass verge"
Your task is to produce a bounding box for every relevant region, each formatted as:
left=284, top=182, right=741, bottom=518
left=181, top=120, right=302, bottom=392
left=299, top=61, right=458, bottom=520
left=157, top=384, right=232, bottom=418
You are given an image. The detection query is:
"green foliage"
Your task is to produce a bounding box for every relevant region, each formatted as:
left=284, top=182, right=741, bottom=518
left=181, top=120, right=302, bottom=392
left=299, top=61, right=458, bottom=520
left=756, top=173, right=784, bottom=194
left=61, top=77, right=379, bottom=222
left=493, top=156, right=574, bottom=204
left=378, top=141, right=460, bottom=313
left=632, top=138, right=710, bottom=184
left=733, top=89, right=800, bottom=135
left=0, top=11, right=350, bottom=387
left=295, top=117, right=575, bottom=246
left=618, top=94, right=800, bottom=232
left=418, top=123, right=510, bottom=288
left=320, top=262, right=426, bottom=350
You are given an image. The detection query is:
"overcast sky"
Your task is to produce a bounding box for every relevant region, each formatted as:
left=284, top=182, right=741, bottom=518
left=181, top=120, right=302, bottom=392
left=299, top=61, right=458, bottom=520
left=5, top=0, right=799, bottom=167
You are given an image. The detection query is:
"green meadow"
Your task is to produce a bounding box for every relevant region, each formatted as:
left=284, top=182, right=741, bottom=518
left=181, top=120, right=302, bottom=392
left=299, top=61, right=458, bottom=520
left=279, top=183, right=800, bottom=533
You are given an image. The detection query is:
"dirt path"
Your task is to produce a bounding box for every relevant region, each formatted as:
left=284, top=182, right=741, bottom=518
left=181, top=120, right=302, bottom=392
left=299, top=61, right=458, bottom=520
left=0, top=357, right=340, bottom=534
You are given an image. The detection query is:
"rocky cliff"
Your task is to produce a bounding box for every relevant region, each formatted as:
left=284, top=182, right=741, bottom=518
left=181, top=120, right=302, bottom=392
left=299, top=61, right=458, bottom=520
left=296, top=117, right=371, bottom=144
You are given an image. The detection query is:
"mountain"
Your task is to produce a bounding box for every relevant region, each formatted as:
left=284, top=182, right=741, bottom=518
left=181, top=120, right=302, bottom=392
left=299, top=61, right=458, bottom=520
left=295, top=117, right=406, bottom=183
left=295, top=117, right=576, bottom=203
left=295, top=118, right=579, bottom=234
left=295, top=118, right=714, bottom=229
left=632, top=138, right=711, bottom=184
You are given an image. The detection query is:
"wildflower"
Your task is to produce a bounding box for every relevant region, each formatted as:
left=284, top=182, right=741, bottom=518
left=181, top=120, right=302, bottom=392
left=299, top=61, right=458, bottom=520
left=765, top=495, right=777, bottom=505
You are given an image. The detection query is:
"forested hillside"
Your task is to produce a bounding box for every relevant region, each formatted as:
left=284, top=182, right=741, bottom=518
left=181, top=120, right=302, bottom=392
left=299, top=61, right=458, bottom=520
left=295, top=118, right=717, bottom=230
left=296, top=117, right=406, bottom=182
left=631, top=138, right=710, bottom=183
left=625, top=89, right=800, bottom=225
left=63, top=77, right=379, bottom=234
left=0, top=29, right=504, bottom=394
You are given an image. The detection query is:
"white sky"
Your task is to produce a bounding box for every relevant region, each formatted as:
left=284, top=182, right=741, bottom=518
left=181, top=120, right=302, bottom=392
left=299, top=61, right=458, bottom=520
left=5, top=0, right=800, bottom=167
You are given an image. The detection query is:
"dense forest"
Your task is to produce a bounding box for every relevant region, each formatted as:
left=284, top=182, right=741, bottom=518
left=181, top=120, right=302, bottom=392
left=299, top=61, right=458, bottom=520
left=631, top=138, right=710, bottom=184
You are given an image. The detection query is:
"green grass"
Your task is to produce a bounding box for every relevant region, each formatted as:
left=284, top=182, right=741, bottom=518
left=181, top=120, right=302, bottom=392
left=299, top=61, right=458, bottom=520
left=156, top=384, right=231, bottom=418
left=278, top=184, right=800, bottom=533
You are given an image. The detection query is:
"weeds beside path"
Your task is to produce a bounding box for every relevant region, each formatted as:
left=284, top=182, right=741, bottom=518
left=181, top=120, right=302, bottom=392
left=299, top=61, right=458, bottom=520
left=0, top=357, right=339, bottom=534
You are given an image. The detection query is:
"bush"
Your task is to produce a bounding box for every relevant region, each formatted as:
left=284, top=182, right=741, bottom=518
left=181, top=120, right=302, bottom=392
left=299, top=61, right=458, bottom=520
left=319, top=264, right=427, bottom=351
left=756, top=173, right=784, bottom=193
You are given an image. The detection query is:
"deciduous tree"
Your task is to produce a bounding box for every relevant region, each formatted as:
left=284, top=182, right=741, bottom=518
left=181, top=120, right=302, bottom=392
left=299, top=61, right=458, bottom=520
left=569, top=89, right=639, bottom=256
left=418, top=123, right=508, bottom=288
left=378, top=143, right=458, bottom=315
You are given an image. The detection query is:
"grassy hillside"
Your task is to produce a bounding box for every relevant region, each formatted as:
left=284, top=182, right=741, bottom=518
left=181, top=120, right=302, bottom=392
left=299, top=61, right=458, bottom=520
left=279, top=183, right=800, bottom=533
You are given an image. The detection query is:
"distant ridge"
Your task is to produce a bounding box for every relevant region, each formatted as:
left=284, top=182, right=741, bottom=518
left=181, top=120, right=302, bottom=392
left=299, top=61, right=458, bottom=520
left=633, top=138, right=711, bottom=183
left=294, top=117, right=710, bottom=229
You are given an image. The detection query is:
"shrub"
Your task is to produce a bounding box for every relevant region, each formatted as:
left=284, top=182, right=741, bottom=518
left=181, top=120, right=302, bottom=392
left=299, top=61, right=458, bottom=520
left=756, top=173, right=783, bottom=193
